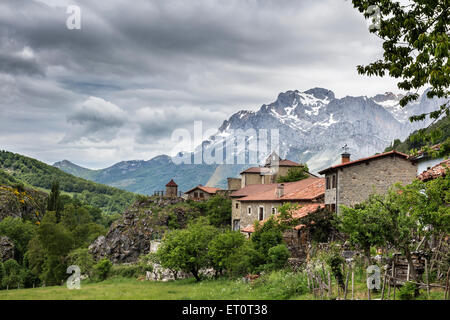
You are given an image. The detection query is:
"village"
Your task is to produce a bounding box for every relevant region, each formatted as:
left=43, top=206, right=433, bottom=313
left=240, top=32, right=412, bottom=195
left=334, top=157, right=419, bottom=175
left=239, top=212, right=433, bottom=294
left=160, top=147, right=448, bottom=250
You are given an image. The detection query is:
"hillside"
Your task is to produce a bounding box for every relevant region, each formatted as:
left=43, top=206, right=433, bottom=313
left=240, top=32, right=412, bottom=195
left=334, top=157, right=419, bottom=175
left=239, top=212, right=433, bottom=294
left=54, top=155, right=219, bottom=195
left=52, top=160, right=96, bottom=179
left=385, top=115, right=450, bottom=154
left=0, top=150, right=136, bottom=215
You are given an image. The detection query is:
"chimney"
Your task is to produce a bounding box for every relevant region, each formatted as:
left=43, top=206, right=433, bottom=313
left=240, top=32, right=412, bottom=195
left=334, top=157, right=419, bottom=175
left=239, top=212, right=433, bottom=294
left=341, top=152, right=351, bottom=164
left=276, top=184, right=284, bottom=198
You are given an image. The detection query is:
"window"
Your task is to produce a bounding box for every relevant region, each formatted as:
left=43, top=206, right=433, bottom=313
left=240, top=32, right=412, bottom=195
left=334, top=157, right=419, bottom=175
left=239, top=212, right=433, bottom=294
left=247, top=206, right=252, bottom=215
left=194, top=192, right=198, bottom=198
left=331, top=204, right=336, bottom=212
left=235, top=202, right=239, bottom=209
left=233, top=219, right=240, bottom=231
left=332, top=175, right=336, bottom=188
left=271, top=207, right=277, bottom=215
left=200, top=192, right=204, bottom=198
left=326, top=177, right=330, bottom=189
left=259, top=207, right=264, bottom=221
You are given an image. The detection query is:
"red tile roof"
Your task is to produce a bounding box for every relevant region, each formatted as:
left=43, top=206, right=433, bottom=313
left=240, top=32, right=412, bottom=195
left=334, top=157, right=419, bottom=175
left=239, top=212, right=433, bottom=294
left=231, top=177, right=324, bottom=202
left=229, top=183, right=275, bottom=198
left=241, top=203, right=325, bottom=233
left=318, top=150, right=410, bottom=174
left=240, top=160, right=302, bottom=175
left=165, top=179, right=178, bottom=187
left=185, top=185, right=221, bottom=194
left=279, top=159, right=302, bottom=167
left=417, top=159, right=449, bottom=181
left=240, top=167, right=270, bottom=174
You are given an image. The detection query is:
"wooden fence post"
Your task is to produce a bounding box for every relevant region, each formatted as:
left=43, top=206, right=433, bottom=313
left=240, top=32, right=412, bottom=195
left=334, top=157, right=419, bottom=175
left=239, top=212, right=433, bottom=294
left=344, top=270, right=350, bottom=300
left=381, top=268, right=388, bottom=300
left=445, top=268, right=450, bottom=300
left=425, top=258, right=430, bottom=299
left=328, top=271, right=332, bottom=298
left=387, top=275, right=391, bottom=300
left=392, top=260, right=396, bottom=300
left=351, top=268, right=354, bottom=300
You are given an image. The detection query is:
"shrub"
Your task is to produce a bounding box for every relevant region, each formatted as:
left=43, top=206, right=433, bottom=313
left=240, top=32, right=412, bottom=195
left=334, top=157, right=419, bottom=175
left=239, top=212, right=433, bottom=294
left=67, top=248, right=94, bottom=278
left=208, top=231, right=245, bottom=275
left=252, top=270, right=309, bottom=299
left=398, top=281, right=419, bottom=300
left=226, top=242, right=264, bottom=277
left=157, top=218, right=217, bottom=281
left=93, top=258, right=112, bottom=281
left=110, top=264, right=145, bottom=278
left=267, top=244, right=290, bottom=271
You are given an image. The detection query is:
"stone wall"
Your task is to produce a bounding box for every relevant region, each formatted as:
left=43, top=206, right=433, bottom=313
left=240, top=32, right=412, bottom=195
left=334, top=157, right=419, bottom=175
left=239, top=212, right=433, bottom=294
left=241, top=173, right=263, bottom=187
left=336, top=155, right=417, bottom=213
left=227, top=178, right=242, bottom=191
left=238, top=201, right=281, bottom=230
left=186, top=189, right=213, bottom=200
left=0, top=236, right=14, bottom=262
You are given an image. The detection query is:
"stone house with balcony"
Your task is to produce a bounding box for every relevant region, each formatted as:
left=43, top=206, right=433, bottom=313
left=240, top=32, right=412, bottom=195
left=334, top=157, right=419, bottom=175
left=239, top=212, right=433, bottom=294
left=318, top=150, right=417, bottom=214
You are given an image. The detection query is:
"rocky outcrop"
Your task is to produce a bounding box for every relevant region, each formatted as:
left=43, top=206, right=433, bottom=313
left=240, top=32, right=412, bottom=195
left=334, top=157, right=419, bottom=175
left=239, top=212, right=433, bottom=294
left=89, top=197, right=193, bottom=264
left=0, top=185, right=46, bottom=223
left=0, top=236, right=15, bottom=262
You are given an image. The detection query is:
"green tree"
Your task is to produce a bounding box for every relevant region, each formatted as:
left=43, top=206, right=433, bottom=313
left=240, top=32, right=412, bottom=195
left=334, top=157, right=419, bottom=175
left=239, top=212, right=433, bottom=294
left=267, top=244, right=290, bottom=270
left=93, top=258, right=112, bottom=281
left=47, top=181, right=63, bottom=221
left=37, top=212, right=74, bottom=285
left=208, top=231, right=245, bottom=276
left=276, top=165, right=310, bottom=183
left=157, top=218, right=217, bottom=281
left=204, top=195, right=232, bottom=228
left=251, top=218, right=284, bottom=260
left=352, top=0, right=449, bottom=154
left=338, top=201, right=387, bottom=264
left=26, top=237, right=46, bottom=282
left=0, top=217, right=36, bottom=263
left=67, top=248, right=95, bottom=278
left=2, top=259, right=21, bottom=290
left=0, top=262, right=4, bottom=289
left=339, top=175, right=449, bottom=280
left=226, top=241, right=264, bottom=277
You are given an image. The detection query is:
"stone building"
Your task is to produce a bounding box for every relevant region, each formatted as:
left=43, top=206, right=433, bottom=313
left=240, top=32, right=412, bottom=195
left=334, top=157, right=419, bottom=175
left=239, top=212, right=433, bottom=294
left=318, top=150, right=417, bottom=213
left=165, top=179, right=178, bottom=198
left=240, top=203, right=326, bottom=258
left=184, top=185, right=222, bottom=201
left=239, top=152, right=315, bottom=189
left=230, top=177, right=325, bottom=232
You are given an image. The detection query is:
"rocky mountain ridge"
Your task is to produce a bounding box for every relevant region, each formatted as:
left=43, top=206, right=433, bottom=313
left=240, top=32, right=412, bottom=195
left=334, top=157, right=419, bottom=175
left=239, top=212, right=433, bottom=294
left=55, top=88, right=447, bottom=192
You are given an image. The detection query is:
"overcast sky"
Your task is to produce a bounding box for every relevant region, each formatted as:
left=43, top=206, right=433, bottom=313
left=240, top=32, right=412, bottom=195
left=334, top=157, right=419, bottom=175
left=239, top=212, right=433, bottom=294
left=0, top=0, right=402, bottom=169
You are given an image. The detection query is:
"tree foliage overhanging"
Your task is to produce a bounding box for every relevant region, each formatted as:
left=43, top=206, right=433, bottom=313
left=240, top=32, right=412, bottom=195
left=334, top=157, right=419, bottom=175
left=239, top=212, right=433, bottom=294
left=352, top=0, right=449, bottom=154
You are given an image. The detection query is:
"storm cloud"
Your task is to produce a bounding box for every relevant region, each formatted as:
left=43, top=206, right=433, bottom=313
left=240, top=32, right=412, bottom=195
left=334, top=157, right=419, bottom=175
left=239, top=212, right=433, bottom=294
left=0, top=0, right=401, bottom=168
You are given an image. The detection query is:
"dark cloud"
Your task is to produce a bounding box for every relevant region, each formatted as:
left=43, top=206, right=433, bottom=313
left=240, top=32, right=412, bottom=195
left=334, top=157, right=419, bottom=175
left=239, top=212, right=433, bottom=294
left=0, top=53, right=44, bottom=76
left=0, top=0, right=400, bottom=168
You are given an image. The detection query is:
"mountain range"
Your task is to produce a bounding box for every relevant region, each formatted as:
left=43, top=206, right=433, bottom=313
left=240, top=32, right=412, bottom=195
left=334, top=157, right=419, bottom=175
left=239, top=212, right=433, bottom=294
left=54, top=87, right=446, bottom=194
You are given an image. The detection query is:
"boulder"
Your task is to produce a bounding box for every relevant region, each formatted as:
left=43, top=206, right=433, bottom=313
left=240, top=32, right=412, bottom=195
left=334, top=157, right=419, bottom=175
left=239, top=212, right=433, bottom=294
left=0, top=236, right=15, bottom=262
left=89, top=196, right=187, bottom=264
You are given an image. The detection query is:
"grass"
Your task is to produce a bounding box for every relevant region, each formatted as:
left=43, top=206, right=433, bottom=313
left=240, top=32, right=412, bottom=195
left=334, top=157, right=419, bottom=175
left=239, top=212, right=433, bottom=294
left=0, top=277, right=272, bottom=300
left=0, top=275, right=446, bottom=300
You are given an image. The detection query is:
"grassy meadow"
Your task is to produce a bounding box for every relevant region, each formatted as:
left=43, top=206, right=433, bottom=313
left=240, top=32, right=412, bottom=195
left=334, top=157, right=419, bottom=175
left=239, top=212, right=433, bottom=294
left=0, top=276, right=446, bottom=300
